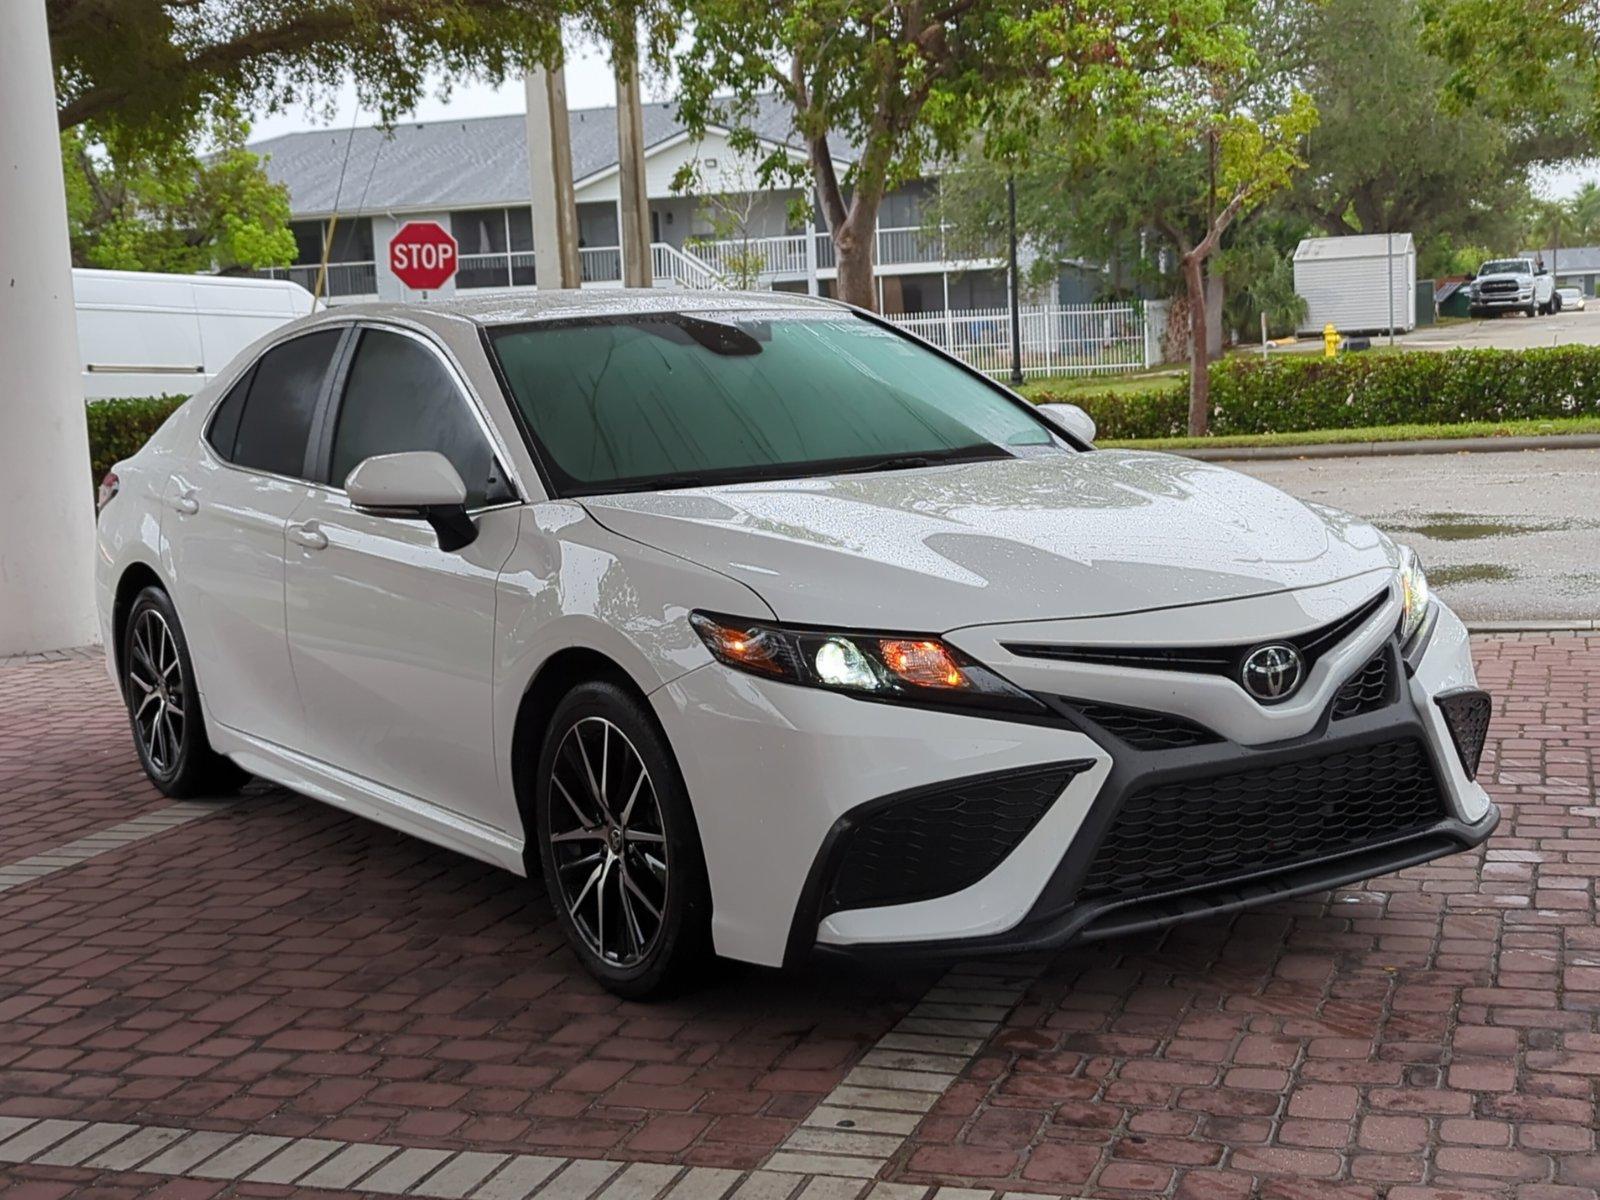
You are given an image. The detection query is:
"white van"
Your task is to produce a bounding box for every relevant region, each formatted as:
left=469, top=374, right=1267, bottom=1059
left=74, top=268, right=316, bottom=400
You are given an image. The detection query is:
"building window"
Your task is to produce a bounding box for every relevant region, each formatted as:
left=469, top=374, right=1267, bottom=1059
left=452, top=207, right=538, bottom=289
left=289, top=218, right=374, bottom=266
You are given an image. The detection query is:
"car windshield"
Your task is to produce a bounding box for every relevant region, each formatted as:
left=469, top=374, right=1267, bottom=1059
left=1480, top=260, right=1529, bottom=275
left=488, top=310, right=1058, bottom=495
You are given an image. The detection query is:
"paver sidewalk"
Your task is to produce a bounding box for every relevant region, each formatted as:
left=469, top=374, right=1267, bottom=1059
left=0, top=634, right=1594, bottom=1200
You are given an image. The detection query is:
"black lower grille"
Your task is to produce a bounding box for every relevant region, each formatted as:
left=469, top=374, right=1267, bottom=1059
left=827, top=762, right=1092, bottom=912
left=1332, top=651, right=1393, bottom=719
left=1076, top=737, right=1447, bottom=904
left=1065, top=698, right=1221, bottom=749
left=1437, top=690, right=1492, bottom=780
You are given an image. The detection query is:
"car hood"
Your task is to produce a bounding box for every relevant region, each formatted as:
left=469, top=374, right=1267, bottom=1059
left=581, top=450, right=1397, bottom=630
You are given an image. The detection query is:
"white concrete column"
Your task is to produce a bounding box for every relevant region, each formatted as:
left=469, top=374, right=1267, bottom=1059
left=524, top=65, right=582, bottom=289
left=0, top=0, right=101, bottom=656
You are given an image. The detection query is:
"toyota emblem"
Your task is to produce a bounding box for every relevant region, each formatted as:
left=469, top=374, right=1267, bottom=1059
left=1241, top=643, right=1305, bottom=703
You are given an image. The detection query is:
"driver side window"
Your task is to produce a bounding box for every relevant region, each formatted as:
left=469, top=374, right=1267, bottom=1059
left=328, top=328, right=512, bottom=508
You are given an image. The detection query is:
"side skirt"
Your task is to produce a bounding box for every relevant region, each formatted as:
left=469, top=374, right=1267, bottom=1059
left=210, top=723, right=527, bottom=875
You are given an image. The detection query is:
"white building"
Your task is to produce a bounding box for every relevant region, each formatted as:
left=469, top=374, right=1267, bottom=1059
left=250, top=98, right=1021, bottom=314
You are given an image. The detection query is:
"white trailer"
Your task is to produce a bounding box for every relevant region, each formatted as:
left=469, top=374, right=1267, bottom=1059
left=73, top=268, right=316, bottom=400
left=1293, top=233, right=1416, bottom=336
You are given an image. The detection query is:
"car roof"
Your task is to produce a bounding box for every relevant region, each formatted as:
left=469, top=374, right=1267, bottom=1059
left=312, top=289, right=848, bottom=331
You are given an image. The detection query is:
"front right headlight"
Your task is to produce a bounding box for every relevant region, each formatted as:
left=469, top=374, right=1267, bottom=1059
left=1398, top=545, right=1432, bottom=644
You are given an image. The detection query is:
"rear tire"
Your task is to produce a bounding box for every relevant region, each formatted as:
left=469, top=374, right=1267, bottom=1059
left=534, top=680, right=712, bottom=998
left=121, top=586, right=248, bottom=798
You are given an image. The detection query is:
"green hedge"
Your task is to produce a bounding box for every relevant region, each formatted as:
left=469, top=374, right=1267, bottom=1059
left=86, top=395, right=186, bottom=483
left=1031, top=346, right=1600, bottom=441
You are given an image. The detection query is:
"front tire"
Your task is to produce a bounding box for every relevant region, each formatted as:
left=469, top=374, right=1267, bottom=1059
left=534, top=681, right=712, bottom=998
left=121, top=586, right=247, bottom=797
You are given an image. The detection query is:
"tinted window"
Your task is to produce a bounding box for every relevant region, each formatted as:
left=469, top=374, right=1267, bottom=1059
left=231, top=330, right=342, bottom=478
left=205, top=366, right=253, bottom=460
left=488, top=312, right=1053, bottom=494
left=329, top=329, right=508, bottom=507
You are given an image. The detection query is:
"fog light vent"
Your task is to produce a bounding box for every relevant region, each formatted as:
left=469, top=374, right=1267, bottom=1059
left=1436, top=689, right=1492, bottom=781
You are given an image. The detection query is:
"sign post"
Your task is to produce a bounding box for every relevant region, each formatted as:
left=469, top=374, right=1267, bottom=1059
left=389, top=221, right=459, bottom=294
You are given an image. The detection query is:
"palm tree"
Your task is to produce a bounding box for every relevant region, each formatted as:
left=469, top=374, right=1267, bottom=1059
left=1567, top=182, right=1600, bottom=246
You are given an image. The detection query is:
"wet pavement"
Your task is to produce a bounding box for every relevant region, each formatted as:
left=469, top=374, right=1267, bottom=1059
left=1235, top=447, right=1600, bottom=623
left=1, top=635, right=1597, bottom=1199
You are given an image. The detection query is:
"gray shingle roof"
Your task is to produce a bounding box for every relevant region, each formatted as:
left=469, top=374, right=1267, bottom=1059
left=1520, top=247, right=1600, bottom=273
left=250, top=95, right=853, bottom=216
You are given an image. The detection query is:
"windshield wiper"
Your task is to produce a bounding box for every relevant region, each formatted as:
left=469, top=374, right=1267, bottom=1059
left=830, top=446, right=1007, bottom=476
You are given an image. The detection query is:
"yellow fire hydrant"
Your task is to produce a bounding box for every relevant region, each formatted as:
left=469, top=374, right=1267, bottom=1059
left=1323, top=323, right=1339, bottom=358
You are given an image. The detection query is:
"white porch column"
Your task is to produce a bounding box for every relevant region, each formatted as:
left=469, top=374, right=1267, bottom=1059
left=0, top=0, right=101, bottom=656
left=524, top=65, right=582, bottom=289
left=804, top=219, right=819, bottom=296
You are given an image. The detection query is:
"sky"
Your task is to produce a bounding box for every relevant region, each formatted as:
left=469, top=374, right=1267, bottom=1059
left=247, top=38, right=665, bottom=142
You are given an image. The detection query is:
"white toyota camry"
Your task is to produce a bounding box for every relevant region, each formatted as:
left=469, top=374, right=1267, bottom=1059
left=95, top=292, right=1497, bottom=996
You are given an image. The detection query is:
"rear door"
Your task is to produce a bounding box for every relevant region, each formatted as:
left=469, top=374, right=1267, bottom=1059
left=163, top=327, right=347, bottom=745
left=282, top=325, right=521, bottom=832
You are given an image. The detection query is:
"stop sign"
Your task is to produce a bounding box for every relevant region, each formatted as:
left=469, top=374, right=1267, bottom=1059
left=389, top=221, right=458, bottom=290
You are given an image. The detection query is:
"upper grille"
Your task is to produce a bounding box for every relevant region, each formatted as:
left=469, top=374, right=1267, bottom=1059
left=1332, top=650, right=1393, bottom=719
left=1004, top=588, right=1389, bottom=678
left=1064, top=697, right=1221, bottom=750
left=1076, top=737, right=1447, bottom=905
left=827, top=762, right=1092, bottom=913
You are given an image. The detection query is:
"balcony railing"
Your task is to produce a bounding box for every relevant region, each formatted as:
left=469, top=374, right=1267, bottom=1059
left=692, top=225, right=1000, bottom=280
left=689, top=234, right=810, bottom=281
left=457, top=251, right=536, bottom=290
left=255, top=261, right=378, bottom=298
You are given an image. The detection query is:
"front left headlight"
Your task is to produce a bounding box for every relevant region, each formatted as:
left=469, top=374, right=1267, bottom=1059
left=1398, top=545, right=1432, bottom=644
left=689, top=611, right=1046, bottom=715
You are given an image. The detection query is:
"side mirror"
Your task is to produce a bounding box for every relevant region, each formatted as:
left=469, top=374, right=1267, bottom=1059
left=345, top=450, right=477, bottom=551
left=1036, top=402, right=1097, bottom=446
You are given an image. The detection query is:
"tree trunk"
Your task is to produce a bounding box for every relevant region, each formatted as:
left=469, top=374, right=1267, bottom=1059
left=832, top=213, right=879, bottom=310
left=1183, top=251, right=1209, bottom=436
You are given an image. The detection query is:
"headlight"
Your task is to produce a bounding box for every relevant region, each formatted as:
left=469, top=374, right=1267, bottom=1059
left=1397, top=545, right=1432, bottom=644
left=689, top=611, right=1045, bottom=715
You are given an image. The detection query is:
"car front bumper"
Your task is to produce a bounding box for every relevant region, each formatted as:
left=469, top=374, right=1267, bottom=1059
left=652, top=580, right=1496, bottom=968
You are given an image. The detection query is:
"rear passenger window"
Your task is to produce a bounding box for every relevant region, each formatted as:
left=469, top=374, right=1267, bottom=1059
left=205, top=366, right=253, bottom=460
left=329, top=328, right=511, bottom=507
left=228, top=330, right=342, bottom=478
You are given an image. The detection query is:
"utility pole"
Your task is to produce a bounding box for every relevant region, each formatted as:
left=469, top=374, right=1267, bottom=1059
left=525, top=64, right=582, bottom=289
left=0, top=0, right=101, bottom=655
left=614, top=18, right=653, bottom=288
left=1386, top=231, right=1396, bottom=347
left=1007, top=176, right=1023, bottom=386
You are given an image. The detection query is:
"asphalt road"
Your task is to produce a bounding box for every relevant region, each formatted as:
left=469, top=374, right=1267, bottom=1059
left=1400, top=302, right=1600, bottom=351
left=1233, top=446, right=1600, bottom=623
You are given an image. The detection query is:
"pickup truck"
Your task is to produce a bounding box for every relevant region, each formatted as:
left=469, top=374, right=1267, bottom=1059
left=1467, top=258, right=1559, bottom=317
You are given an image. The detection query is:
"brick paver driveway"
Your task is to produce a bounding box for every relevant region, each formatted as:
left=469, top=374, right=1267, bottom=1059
left=0, top=635, right=1594, bottom=1200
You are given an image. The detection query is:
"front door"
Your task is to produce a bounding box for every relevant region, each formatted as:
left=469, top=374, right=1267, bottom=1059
left=283, top=325, right=520, bottom=833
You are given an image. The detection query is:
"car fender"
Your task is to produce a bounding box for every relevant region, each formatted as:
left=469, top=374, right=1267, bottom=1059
left=491, top=500, right=777, bottom=809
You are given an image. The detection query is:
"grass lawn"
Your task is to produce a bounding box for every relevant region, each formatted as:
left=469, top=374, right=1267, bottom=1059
left=1099, top=415, right=1600, bottom=452
left=1018, top=367, right=1183, bottom=401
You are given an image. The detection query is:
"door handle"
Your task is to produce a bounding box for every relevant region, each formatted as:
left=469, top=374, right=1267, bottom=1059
left=288, top=522, right=328, bottom=551
left=169, top=491, right=199, bottom=515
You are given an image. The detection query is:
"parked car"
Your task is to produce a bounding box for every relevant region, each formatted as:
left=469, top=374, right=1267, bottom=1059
left=1556, top=286, right=1586, bottom=312
left=94, top=293, right=1498, bottom=996
left=1467, top=257, right=1558, bottom=317
left=74, top=268, right=316, bottom=400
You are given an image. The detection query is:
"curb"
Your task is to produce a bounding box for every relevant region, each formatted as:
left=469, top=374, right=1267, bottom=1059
left=1467, top=619, right=1599, bottom=633
left=1173, top=433, right=1600, bottom=463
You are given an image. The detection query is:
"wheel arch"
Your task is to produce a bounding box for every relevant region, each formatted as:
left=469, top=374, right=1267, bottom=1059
left=111, top=560, right=168, bottom=680
left=509, top=645, right=653, bottom=873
